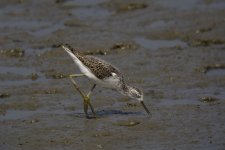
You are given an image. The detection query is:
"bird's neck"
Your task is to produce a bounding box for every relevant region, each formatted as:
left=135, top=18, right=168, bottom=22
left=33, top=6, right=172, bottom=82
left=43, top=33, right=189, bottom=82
left=119, top=83, right=131, bottom=97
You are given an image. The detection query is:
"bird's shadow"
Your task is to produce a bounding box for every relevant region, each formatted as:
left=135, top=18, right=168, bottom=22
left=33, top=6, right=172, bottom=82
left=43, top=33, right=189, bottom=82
left=72, top=109, right=143, bottom=118
left=96, top=109, right=142, bottom=116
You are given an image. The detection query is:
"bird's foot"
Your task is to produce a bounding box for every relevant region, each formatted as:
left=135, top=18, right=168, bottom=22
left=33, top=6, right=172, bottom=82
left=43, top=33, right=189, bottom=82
left=84, top=96, right=97, bottom=119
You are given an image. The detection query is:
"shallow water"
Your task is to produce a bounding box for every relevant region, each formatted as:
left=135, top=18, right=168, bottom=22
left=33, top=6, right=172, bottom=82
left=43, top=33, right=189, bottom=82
left=0, top=0, right=225, bottom=150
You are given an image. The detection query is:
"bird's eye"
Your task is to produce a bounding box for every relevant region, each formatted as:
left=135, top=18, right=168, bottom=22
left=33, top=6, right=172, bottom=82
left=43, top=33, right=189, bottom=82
left=136, top=94, right=141, bottom=98
left=132, top=91, right=141, bottom=98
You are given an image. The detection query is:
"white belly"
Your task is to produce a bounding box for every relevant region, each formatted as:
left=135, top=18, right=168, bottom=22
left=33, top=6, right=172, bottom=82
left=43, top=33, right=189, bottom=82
left=77, top=62, right=120, bottom=89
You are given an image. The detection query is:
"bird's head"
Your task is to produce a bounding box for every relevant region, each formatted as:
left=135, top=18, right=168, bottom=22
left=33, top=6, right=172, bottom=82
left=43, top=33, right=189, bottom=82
left=126, top=86, right=151, bottom=116
left=127, top=86, right=143, bottom=102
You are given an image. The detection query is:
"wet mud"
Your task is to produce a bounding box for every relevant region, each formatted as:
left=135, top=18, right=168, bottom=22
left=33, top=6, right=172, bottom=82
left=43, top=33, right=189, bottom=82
left=0, top=0, right=225, bottom=150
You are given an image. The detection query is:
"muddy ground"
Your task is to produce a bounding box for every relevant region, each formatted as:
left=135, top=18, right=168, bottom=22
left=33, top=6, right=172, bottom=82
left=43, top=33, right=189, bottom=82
left=0, top=0, right=225, bottom=150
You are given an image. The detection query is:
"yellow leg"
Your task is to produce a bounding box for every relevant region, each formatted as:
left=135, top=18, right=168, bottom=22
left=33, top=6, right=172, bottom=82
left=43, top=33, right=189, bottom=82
left=86, top=84, right=97, bottom=117
left=69, top=74, right=86, bottom=98
left=69, top=74, right=97, bottom=118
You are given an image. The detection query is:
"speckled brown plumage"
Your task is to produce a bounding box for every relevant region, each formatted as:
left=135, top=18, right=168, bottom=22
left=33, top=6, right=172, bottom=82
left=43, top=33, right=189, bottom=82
left=63, top=44, right=122, bottom=80
left=79, top=55, right=122, bottom=80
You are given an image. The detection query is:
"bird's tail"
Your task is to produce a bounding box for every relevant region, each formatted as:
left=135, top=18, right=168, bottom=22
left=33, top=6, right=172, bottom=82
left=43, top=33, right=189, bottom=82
left=61, top=44, right=83, bottom=56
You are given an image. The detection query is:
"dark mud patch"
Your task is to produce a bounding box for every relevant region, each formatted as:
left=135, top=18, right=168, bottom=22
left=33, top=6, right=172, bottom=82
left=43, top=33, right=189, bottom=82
left=1, top=101, right=40, bottom=111
left=64, top=19, right=87, bottom=27
left=201, top=64, right=225, bottom=73
left=31, top=88, right=63, bottom=95
left=110, top=42, right=138, bottom=53
left=115, top=3, right=148, bottom=13
left=101, top=2, right=148, bottom=13
left=0, top=100, right=40, bottom=116
left=189, top=39, right=225, bottom=47
left=83, top=49, right=107, bottom=55
left=0, top=48, right=25, bottom=57
left=69, top=41, right=138, bottom=55
left=27, top=73, right=39, bottom=80
left=199, top=97, right=219, bottom=103
left=110, top=42, right=138, bottom=51
left=195, top=27, right=213, bottom=34
left=0, top=93, right=11, bottom=98
left=43, top=69, right=68, bottom=79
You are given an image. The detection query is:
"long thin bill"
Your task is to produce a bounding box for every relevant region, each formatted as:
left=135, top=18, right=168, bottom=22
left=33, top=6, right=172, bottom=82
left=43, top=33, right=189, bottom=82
left=140, top=101, right=152, bottom=117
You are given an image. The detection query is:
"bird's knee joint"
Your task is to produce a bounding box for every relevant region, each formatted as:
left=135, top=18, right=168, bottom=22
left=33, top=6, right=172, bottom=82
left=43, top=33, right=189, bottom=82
left=84, top=96, right=90, bottom=102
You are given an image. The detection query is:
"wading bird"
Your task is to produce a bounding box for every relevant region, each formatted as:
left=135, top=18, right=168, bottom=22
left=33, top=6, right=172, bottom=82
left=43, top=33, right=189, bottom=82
left=61, top=44, right=151, bottom=118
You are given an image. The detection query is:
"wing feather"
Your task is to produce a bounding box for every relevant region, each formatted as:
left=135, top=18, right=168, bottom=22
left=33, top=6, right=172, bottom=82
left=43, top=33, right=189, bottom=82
left=80, top=55, right=122, bottom=80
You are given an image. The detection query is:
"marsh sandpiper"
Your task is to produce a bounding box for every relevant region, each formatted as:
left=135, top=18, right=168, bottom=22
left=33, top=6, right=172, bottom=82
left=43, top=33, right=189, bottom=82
left=61, top=44, right=151, bottom=118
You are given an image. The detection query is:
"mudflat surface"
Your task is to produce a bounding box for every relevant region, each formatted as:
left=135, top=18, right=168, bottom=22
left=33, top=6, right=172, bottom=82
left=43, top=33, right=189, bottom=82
left=0, top=0, right=225, bottom=150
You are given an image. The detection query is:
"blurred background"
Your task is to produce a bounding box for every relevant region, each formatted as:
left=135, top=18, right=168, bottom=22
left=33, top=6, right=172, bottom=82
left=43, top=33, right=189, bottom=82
left=0, top=0, right=225, bottom=150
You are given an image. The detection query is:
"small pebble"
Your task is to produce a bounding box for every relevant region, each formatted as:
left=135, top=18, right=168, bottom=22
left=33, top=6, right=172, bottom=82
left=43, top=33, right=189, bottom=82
left=113, top=120, right=140, bottom=127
